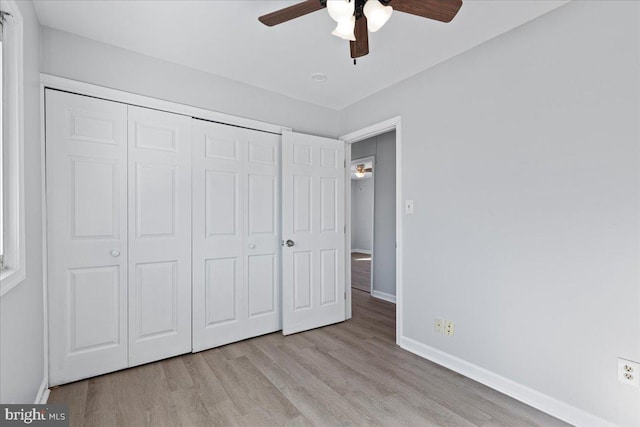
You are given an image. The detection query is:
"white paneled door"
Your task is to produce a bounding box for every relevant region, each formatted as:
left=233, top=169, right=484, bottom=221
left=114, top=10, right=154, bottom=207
left=47, top=90, right=129, bottom=386
left=192, top=120, right=281, bottom=351
left=47, top=88, right=348, bottom=383
left=47, top=91, right=193, bottom=385
left=282, top=131, right=346, bottom=335
left=127, top=106, right=192, bottom=366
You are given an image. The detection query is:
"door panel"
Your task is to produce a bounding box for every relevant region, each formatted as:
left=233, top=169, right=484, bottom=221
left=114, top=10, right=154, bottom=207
left=205, top=257, right=240, bottom=326
left=47, top=90, right=128, bottom=386
left=127, top=106, right=192, bottom=366
left=134, top=261, right=178, bottom=340
left=247, top=254, right=276, bottom=317
left=135, top=164, right=176, bottom=237
left=248, top=174, right=276, bottom=235
left=282, top=131, right=346, bottom=335
left=320, top=177, right=338, bottom=232
left=68, top=266, right=121, bottom=353
left=293, top=251, right=312, bottom=311
left=70, top=158, right=119, bottom=238
left=320, top=249, right=338, bottom=305
left=192, top=120, right=281, bottom=352
left=205, top=171, right=238, bottom=236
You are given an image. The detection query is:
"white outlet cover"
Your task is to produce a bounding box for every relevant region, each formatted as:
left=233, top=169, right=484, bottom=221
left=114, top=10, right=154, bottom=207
left=618, top=358, right=640, bottom=387
left=445, top=320, right=455, bottom=337
left=434, top=318, right=444, bottom=333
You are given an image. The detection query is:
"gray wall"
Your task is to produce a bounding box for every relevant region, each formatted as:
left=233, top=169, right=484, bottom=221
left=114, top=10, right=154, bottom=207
left=351, top=178, right=373, bottom=252
left=39, top=27, right=340, bottom=138
left=352, top=132, right=396, bottom=297
left=0, top=0, right=44, bottom=404
left=340, top=2, right=639, bottom=425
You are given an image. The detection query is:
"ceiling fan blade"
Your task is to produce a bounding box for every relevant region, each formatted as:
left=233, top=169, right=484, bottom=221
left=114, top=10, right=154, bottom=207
left=259, top=0, right=325, bottom=27
left=364, top=168, right=373, bottom=172
left=350, top=16, right=369, bottom=59
left=390, top=0, right=463, bottom=23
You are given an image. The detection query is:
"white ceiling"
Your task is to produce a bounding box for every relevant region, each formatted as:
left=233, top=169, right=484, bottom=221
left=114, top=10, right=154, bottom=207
left=33, top=0, right=570, bottom=110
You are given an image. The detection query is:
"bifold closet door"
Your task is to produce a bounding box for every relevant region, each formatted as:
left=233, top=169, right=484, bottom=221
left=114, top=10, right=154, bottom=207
left=127, top=106, right=192, bottom=366
left=192, top=119, right=281, bottom=351
left=47, top=90, right=129, bottom=386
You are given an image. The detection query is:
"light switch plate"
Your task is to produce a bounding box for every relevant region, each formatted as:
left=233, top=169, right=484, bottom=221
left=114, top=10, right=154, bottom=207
left=405, top=200, right=414, bottom=215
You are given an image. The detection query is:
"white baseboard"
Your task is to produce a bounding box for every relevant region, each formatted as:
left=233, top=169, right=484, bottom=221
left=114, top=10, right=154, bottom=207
left=34, top=377, right=50, bottom=404
left=399, top=336, right=614, bottom=427
left=371, top=290, right=396, bottom=304
left=351, top=249, right=372, bottom=255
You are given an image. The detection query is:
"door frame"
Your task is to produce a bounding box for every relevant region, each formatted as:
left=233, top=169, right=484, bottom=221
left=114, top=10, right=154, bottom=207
left=340, top=117, right=403, bottom=345
left=349, top=155, right=376, bottom=295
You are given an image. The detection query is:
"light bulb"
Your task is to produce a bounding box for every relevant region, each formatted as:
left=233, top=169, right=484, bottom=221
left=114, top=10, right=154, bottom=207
left=363, top=0, right=393, bottom=32
left=327, top=0, right=355, bottom=23
left=331, top=15, right=356, bottom=41
left=355, top=171, right=365, bottom=178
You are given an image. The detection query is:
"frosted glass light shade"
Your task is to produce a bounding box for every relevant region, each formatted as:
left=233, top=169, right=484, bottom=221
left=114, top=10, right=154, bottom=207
left=363, top=0, right=393, bottom=32
left=331, top=15, right=356, bottom=41
left=327, top=0, right=355, bottom=22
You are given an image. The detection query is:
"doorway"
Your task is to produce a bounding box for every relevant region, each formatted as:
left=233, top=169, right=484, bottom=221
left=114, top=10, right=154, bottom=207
left=350, top=156, right=374, bottom=294
left=342, top=117, right=402, bottom=343
left=349, top=131, right=397, bottom=304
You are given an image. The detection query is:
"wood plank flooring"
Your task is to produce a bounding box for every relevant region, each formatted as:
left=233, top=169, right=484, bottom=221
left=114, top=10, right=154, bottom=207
left=49, top=291, right=568, bottom=426
left=351, top=252, right=371, bottom=293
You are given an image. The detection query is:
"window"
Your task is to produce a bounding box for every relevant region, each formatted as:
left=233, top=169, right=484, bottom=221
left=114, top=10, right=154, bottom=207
left=0, top=1, right=25, bottom=296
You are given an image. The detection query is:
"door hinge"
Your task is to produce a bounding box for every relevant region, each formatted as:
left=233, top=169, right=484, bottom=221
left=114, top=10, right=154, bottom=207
left=344, top=291, right=347, bottom=300
left=344, top=160, right=346, bottom=168
left=344, top=225, right=346, bottom=234
left=0, top=255, right=4, bottom=271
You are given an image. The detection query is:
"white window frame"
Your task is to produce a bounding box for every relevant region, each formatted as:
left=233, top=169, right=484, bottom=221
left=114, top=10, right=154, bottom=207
left=0, top=0, right=25, bottom=296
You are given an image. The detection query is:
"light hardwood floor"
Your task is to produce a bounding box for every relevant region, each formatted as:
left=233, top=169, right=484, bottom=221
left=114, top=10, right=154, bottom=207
left=351, top=252, right=372, bottom=293
left=49, top=291, right=567, bottom=426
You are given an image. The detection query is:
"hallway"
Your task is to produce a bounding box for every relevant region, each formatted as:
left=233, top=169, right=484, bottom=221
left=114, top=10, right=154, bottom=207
left=351, top=252, right=371, bottom=293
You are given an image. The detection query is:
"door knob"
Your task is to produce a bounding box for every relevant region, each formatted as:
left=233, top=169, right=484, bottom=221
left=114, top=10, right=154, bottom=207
left=110, top=249, right=120, bottom=257
left=285, top=240, right=295, bottom=247
left=248, top=244, right=256, bottom=249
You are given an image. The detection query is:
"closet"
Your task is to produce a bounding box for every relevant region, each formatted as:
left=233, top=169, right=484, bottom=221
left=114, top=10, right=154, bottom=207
left=46, top=86, right=346, bottom=387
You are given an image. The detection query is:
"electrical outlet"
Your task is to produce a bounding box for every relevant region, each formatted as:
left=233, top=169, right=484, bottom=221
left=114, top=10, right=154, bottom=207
left=445, top=320, right=455, bottom=337
left=434, top=318, right=444, bottom=334
left=618, top=358, right=640, bottom=387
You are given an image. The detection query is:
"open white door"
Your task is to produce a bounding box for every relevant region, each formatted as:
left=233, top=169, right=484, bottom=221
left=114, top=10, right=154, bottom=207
left=282, top=131, right=346, bottom=335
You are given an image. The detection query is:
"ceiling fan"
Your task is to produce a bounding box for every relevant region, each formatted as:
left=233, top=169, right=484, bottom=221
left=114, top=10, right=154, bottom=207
left=259, top=0, right=463, bottom=61
left=354, top=164, right=373, bottom=177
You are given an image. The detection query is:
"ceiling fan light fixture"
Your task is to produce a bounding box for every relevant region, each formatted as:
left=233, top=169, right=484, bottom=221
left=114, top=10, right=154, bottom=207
left=327, top=0, right=355, bottom=22
left=363, top=0, right=393, bottom=32
left=331, top=15, right=356, bottom=41
left=354, top=164, right=367, bottom=178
